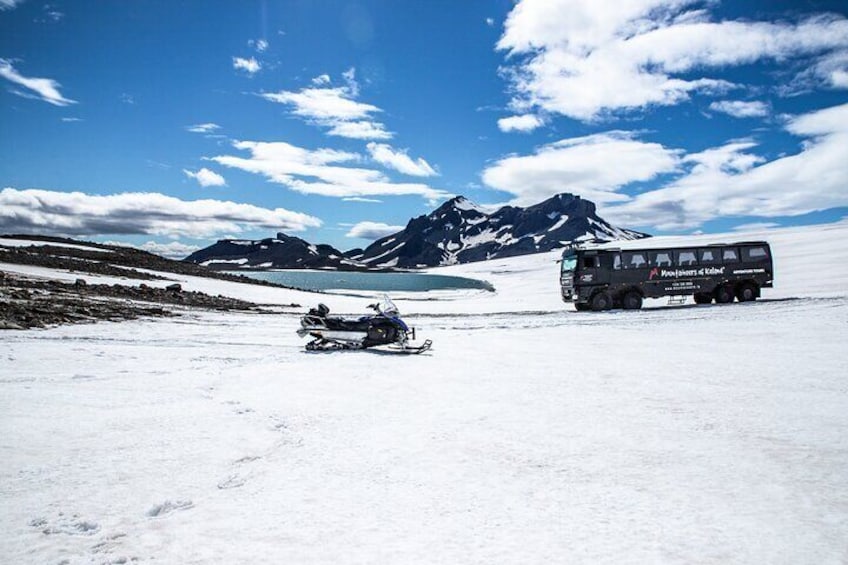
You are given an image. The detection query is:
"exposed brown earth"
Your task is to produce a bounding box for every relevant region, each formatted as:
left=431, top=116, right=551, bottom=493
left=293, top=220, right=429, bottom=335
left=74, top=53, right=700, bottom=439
left=0, top=236, right=301, bottom=330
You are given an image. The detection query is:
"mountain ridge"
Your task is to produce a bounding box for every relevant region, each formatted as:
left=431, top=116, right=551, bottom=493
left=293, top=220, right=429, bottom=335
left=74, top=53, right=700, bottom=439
left=185, top=193, right=649, bottom=270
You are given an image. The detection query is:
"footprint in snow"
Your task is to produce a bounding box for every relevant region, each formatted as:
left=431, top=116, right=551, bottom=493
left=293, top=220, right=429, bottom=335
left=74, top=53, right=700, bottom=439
left=29, top=514, right=100, bottom=536
left=217, top=474, right=247, bottom=490
left=146, top=499, right=194, bottom=518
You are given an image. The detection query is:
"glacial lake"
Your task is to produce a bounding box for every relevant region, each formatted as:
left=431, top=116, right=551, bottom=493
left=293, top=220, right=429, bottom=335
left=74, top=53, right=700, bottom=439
left=229, top=269, right=494, bottom=292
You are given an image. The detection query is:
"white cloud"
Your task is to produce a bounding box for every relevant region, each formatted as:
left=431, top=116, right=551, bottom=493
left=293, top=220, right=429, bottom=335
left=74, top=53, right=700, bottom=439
left=263, top=86, right=378, bottom=120
left=0, top=59, right=76, bottom=106
left=481, top=131, right=681, bottom=206
left=186, top=123, right=221, bottom=134
left=326, top=120, right=392, bottom=140
left=233, top=56, right=261, bottom=74
left=497, top=1, right=848, bottom=121
left=603, top=103, right=848, bottom=229
left=0, top=0, right=25, bottom=10
left=497, top=114, right=544, bottom=133
left=366, top=143, right=438, bottom=177
left=210, top=140, right=449, bottom=202
left=103, top=239, right=201, bottom=259
left=343, top=197, right=383, bottom=203
left=260, top=69, right=391, bottom=140
left=183, top=168, right=227, bottom=187
left=139, top=240, right=200, bottom=259
left=709, top=100, right=770, bottom=118
left=345, top=221, right=404, bottom=240
left=249, top=39, right=269, bottom=53
left=731, top=222, right=780, bottom=232
left=0, top=187, right=321, bottom=237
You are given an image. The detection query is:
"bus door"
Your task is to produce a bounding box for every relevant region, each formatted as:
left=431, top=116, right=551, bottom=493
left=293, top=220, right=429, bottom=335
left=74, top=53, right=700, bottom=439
left=576, top=251, right=609, bottom=288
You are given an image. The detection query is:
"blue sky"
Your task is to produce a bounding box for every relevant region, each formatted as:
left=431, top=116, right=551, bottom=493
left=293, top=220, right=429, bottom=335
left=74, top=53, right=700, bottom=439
left=1, top=0, right=847, bottom=257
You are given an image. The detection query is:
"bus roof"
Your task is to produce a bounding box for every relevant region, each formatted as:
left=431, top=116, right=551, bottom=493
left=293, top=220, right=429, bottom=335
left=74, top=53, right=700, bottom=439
left=563, top=238, right=770, bottom=254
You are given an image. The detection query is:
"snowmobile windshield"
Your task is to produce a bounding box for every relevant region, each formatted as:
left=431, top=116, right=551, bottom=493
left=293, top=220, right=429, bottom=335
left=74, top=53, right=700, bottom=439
left=378, top=296, right=400, bottom=317
left=561, top=251, right=577, bottom=274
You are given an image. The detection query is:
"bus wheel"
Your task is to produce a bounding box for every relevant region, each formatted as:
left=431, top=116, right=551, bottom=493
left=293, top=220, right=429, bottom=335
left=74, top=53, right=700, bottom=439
left=694, top=292, right=712, bottom=305
left=736, top=282, right=758, bottom=302
left=591, top=292, right=613, bottom=311
left=622, top=291, right=643, bottom=310
left=714, top=285, right=734, bottom=304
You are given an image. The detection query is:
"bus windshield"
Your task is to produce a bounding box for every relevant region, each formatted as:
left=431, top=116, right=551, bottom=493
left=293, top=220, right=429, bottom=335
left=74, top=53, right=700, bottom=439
left=561, top=252, right=577, bottom=273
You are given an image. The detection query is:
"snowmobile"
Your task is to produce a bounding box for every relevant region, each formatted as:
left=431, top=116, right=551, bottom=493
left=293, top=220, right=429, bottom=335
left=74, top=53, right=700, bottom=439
left=296, top=296, right=432, bottom=354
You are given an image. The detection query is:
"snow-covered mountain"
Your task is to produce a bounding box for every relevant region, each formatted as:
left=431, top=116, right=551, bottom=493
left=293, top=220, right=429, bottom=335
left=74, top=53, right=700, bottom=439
left=185, top=194, right=647, bottom=270
left=184, top=233, right=358, bottom=271
left=351, top=193, right=648, bottom=268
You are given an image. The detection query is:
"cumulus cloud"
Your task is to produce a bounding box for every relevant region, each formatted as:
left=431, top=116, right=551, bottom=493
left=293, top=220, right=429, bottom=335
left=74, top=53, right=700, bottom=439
left=498, top=114, right=544, bottom=133
left=603, top=103, right=848, bottom=229
left=366, top=143, right=438, bottom=176
left=0, top=188, right=321, bottom=237
left=233, top=56, right=261, bottom=74
left=709, top=100, right=770, bottom=118
left=210, top=140, right=449, bottom=202
left=183, top=168, right=226, bottom=187
left=186, top=123, right=221, bottom=134
left=482, top=131, right=681, bottom=206
left=497, top=0, right=848, bottom=121
left=260, top=68, right=392, bottom=140
left=345, top=221, right=404, bottom=240
left=0, top=59, right=76, bottom=106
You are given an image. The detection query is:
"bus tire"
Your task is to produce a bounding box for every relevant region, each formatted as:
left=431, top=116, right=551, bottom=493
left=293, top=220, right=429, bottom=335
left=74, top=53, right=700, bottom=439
left=736, top=282, right=758, bottom=302
left=694, top=292, right=712, bottom=304
left=715, top=285, right=734, bottom=304
left=622, top=291, right=643, bottom=310
left=574, top=302, right=590, bottom=312
left=591, top=291, right=613, bottom=311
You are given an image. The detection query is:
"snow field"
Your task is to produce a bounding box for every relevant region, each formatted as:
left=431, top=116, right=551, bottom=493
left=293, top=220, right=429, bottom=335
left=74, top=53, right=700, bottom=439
left=2, top=221, right=848, bottom=563
left=2, top=295, right=847, bottom=563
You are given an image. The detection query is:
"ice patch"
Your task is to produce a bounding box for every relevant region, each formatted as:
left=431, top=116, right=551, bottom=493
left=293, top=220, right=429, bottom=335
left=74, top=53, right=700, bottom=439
left=0, top=238, right=113, bottom=253
left=200, top=258, right=248, bottom=266
left=547, top=215, right=569, bottom=232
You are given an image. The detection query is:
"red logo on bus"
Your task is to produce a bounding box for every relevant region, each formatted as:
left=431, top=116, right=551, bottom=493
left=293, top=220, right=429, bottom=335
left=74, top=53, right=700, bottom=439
left=649, top=267, right=659, bottom=280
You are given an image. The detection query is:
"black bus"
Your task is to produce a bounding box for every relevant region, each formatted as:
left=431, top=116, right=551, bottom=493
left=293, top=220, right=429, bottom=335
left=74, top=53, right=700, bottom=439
left=560, top=241, right=774, bottom=311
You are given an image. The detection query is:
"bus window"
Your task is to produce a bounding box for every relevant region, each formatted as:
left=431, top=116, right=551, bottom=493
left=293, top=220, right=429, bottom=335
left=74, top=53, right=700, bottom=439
left=700, top=249, right=720, bottom=264
left=613, top=254, right=621, bottom=270
left=649, top=251, right=673, bottom=267
left=622, top=252, right=646, bottom=269
left=742, top=246, right=769, bottom=261
left=582, top=256, right=597, bottom=268
left=722, top=248, right=739, bottom=263
left=676, top=250, right=697, bottom=266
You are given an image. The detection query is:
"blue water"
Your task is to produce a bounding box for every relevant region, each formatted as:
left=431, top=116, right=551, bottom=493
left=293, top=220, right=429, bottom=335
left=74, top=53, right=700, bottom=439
left=229, top=269, right=494, bottom=292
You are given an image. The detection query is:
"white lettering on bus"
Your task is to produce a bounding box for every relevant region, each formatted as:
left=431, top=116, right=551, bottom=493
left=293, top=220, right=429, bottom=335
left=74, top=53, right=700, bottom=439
left=659, top=266, right=726, bottom=278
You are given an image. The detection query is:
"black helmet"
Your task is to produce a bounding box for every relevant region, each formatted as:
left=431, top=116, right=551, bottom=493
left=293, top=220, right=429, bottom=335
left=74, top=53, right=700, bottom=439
left=311, top=303, right=329, bottom=317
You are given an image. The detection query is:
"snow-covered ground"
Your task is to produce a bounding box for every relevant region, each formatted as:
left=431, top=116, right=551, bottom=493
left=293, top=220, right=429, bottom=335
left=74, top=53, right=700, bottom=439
left=2, top=222, right=847, bottom=564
